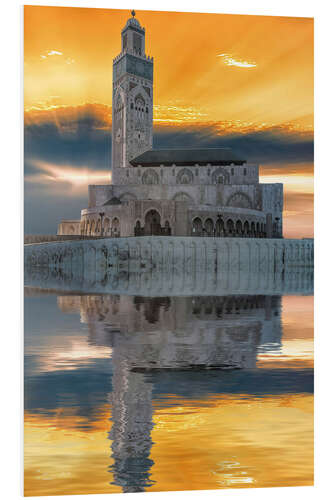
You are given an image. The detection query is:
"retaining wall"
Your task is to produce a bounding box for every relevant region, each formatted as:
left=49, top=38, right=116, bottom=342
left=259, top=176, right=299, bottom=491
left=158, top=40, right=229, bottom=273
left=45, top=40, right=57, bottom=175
left=24, top=236, right=314, bottom=277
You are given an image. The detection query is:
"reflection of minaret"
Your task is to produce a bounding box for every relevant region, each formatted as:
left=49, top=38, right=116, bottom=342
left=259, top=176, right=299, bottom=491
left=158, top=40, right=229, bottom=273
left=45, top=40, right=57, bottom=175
left=108, top=351, right=154, bottom=493
left=56, top=292, right=283, bottom=492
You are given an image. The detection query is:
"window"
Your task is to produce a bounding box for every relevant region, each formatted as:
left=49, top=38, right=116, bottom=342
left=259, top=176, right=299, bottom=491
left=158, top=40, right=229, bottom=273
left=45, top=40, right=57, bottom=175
left=231, top=168, right=234, bottom=175
left=244, top=168, right=247, bottom=175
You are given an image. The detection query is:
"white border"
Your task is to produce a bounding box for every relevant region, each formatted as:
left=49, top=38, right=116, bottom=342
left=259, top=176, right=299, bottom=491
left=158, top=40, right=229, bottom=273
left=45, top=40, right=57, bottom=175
left=1, top=1, right=332, bottom=499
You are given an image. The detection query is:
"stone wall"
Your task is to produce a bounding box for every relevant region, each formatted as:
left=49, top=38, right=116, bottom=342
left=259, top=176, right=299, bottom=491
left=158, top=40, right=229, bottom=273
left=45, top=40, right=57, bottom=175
left=24, top=236, right=314, bottom=278
left=24, top=234, right=105, bottom=244
left=57, top=220, right=81, bottom=236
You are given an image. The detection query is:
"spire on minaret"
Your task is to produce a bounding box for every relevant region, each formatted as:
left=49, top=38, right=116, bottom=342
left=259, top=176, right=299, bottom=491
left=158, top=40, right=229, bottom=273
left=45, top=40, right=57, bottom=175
left=131, top=9, right=136, bottom=17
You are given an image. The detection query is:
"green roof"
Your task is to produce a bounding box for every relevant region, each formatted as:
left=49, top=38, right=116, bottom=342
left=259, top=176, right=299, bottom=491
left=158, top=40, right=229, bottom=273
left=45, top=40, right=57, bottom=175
left=130, top=148, right=246, bottom=167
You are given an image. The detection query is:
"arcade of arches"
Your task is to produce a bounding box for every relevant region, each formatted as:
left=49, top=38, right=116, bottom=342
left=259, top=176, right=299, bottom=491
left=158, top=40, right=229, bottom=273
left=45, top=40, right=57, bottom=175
left=81, top=212, right=266, bottom=238
left=192, top=216, right=266, bottom=237
left=82, top=217, right=120, bottom=237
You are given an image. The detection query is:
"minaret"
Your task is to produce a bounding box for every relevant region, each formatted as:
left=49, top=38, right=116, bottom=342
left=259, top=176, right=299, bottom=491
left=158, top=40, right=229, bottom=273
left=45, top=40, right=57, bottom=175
left=112, top=10, right=154, bottom=183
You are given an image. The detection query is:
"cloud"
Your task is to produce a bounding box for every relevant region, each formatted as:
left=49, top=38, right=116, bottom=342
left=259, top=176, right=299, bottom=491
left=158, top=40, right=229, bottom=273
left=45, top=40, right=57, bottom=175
left=218, top=53, right=257, bottom=68
left=40, top=49, right=63, bottom=60
left=39, top=49, right=74, bottom=64
left=24, top=103, right=313, bottom=235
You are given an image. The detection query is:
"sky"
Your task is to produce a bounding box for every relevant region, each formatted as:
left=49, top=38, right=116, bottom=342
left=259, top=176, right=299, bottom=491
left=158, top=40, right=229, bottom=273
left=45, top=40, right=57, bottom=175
left=24, top=6, right=314, bottom=237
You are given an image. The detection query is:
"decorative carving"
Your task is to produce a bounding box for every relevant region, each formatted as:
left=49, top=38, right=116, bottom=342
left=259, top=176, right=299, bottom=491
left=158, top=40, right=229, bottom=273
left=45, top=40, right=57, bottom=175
left=176, top=168, right=194, bottom=185
left=142, top=170, right=159, bottom=185
left=173, top=192, right=194, bottom=203
left=212, top=167, right=230, bottom=185
left=226, top=192, right=252, bottom=209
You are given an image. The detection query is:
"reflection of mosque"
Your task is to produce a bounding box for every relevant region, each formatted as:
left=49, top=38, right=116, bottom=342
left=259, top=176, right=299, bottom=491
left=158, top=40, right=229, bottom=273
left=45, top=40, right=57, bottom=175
left=57, top=292, right=282, bottom=492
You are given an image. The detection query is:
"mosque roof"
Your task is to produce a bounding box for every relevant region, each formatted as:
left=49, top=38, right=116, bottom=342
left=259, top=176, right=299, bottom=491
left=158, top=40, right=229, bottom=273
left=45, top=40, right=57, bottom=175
left=103, top=196, right=121, bottom=206
left=130, top=148, right=246, bottom=167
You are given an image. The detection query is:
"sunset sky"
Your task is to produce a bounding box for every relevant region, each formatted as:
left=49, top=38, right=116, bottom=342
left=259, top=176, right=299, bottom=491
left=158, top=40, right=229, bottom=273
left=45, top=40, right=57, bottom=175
left=24, top=6, right=313, bottom=237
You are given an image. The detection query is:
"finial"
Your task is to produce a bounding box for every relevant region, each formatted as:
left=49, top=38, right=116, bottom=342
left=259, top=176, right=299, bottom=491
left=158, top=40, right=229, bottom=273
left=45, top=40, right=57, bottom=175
left=131, top=9, right=136, bottom=17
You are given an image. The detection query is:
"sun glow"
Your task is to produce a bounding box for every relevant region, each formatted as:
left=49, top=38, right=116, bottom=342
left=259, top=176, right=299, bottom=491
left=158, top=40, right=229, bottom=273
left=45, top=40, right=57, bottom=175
left=25, top=161, right=110, bottom=188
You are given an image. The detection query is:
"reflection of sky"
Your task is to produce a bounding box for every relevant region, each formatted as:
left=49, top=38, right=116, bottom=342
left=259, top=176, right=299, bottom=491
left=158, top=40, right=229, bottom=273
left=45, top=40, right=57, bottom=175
left=24, top=7, right=313, bottom=238
left=24, top=289, right=313, bottom=495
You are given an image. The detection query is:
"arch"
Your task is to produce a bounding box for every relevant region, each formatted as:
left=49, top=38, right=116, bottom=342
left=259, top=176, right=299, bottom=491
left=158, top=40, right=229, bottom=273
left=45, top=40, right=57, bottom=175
left=216, top=217, right=224, bottom=237
left=135, top=94, right=145, bottom=107
left=227, top=219, right=235, bottom=236
left=90, top=220, right=95, bottom=235
left=236, top=220, right=243, bottom=236
left=192, top=217, right=203, bottom=236
left=172, top=191, right=194, bottom=203
left=103, top=217, right=110, bottom=236
left=212, top=167, right=230, bottom=185
left=111, top=217, right=120, bottom=237
left=142, top=169, right=159, bottom=185
left=144, top=209, right=161, bottom=235
left=176, top=168, right=194, bottom=185
left=164, top=220, right=171, bottom=236
left=226, top=191, right=252, bottom=209
left=204, top=218, right=214, bottom=237
left=134, top=219, right=143, bottom=236
left=244, top=220, right=250, bottom=236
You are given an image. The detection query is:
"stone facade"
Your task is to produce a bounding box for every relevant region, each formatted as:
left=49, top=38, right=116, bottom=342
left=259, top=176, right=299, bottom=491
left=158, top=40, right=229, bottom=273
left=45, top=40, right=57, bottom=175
left=58, top=12, right=284, bottom=240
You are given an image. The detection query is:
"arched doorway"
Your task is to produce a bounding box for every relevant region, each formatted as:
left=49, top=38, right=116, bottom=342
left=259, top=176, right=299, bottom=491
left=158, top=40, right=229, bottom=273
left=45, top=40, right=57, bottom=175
left=144, top=209, right=161, bottom=235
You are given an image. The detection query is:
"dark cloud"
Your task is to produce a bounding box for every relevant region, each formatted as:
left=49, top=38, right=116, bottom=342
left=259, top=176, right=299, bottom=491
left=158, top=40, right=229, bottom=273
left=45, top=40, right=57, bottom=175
left=24, top=104, right=313, bottom=234
left=154, top=124, right=314, bottom=166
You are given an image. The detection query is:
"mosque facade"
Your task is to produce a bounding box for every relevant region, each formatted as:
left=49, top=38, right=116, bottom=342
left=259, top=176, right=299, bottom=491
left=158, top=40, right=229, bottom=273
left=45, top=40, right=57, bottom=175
left=58, top=11, right=283, bottom=239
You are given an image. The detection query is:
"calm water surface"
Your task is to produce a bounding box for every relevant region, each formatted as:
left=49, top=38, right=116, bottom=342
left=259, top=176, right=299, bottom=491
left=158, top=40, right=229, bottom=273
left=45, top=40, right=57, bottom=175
left=24, top=272, right=313, bottom=496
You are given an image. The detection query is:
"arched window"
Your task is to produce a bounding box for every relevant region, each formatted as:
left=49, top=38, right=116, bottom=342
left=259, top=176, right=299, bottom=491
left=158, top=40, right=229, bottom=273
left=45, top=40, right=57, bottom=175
left=216, top=217, right=224, bottom=237
left=112, top=217, right=120, bottom=237
left=204, top=218, right=214, bottom=236
left=176, top=168, right=194, bottom=185
left=142, top=170, right=159, bottom=185
left=227, top=219, right=234, bottom=236
left=192, top=217, right=203, bottom=236
left=236, top=220, right=243, bottom=236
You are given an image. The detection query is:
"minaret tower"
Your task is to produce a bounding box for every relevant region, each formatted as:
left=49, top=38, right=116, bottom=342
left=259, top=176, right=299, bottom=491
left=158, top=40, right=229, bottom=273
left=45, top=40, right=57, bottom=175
left=112, top=11, right=154, bottom=183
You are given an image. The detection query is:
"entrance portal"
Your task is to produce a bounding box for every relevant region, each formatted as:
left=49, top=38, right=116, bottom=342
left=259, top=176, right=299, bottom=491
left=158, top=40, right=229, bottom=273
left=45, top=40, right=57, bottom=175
left=144, top=209, right=162, bottom=235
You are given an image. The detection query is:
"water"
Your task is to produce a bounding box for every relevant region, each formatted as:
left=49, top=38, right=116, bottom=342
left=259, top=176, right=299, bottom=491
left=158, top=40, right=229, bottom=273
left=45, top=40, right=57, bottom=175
left=24, top=269, right=313, bottom=496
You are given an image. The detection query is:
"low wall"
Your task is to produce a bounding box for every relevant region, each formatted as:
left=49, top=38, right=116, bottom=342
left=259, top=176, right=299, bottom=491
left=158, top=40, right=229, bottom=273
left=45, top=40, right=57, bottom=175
left=24, top=236, right=314, bottom=276
left=24, top=234, right=105, bottom=244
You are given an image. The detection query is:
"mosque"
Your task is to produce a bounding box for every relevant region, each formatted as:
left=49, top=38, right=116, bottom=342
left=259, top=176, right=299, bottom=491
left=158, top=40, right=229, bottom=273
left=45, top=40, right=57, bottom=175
left=58, top=10, right=283, bottom=239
